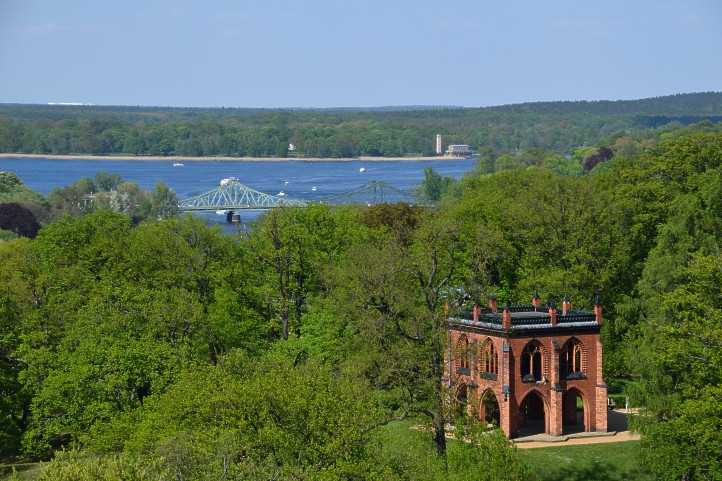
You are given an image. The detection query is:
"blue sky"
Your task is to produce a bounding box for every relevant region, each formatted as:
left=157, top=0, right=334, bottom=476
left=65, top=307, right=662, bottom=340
left=0, top=0, right=720, bottom=107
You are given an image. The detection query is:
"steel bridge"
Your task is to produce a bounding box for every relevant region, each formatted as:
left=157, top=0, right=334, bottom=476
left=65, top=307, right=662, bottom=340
left=317, top=180, right=417, bottom=205
left=178, top=179, right=417, bottom=211
left=178, top=179, right=307, bottom=211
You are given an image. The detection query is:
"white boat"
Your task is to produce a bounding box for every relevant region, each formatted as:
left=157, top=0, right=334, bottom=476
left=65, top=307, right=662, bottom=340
left=173, top=162, right=184, bottom=167
left=284, top=180, right=289, bottom=185
left=311, top=186, right=317, bottom=192
left=215, top=210, right=227, bottom=215
left=277, top=191, right=286, bottom=196
left=359, top=167, right=366, bottom=173
left=220, top=177, right=239, bottom=186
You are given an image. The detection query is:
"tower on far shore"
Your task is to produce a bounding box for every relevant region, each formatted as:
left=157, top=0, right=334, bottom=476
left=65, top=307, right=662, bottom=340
left=435, top=134, right=443, bottom=155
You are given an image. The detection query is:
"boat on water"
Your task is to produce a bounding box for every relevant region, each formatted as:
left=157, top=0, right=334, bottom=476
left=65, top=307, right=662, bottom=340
left=220, top=177, right=239, bottom=186
left=277, top=191, right=286, bottom=196
left=311, top=186, right=317, bottom=192
left=359, top=167, right=366, bottom=173
left=215, top=210, right=227, bottom=215
left=173, top=162, right=185, bottom=167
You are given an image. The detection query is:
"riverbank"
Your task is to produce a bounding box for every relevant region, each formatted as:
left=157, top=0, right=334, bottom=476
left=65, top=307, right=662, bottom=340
left=0, top=153, right=467, bottom=162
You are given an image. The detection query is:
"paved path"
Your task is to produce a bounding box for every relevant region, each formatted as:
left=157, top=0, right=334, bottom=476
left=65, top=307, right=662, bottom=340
left=514, top=409, right=640, bottom=449
left=514, top=430, right=640, bottom=449
left=415, top=410, right=641, bottom=449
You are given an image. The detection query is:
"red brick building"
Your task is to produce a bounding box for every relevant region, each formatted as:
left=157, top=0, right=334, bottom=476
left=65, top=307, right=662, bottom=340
left=446, top=294, right=607, bottom=438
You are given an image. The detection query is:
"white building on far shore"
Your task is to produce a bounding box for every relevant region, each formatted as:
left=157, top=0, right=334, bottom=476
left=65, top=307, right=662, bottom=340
left=445, top=144, right=472, bottom=158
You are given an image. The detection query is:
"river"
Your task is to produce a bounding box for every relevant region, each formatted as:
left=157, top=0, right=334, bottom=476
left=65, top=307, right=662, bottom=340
left=0, top=157, right=476, bottom=227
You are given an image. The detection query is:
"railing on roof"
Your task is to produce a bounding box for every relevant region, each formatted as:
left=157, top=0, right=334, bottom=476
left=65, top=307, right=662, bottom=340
left=455, top=310, right=502, bottom=325
left=477, top=304, right=546, bottom=314
left=452, top=309, right=597, bottom=329
left=507, top=304, right=538, bottom=312
left=558, top=313, right=597, bottom=323
left=457, top=309, right=473, bottom=320
left=511, top=315, right=550, bottom=326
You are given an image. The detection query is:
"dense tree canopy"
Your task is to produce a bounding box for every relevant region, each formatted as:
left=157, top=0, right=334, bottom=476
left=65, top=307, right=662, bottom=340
left=1, top=124, right=721, bottom=480
left=1, top=93, right=721, bottom=158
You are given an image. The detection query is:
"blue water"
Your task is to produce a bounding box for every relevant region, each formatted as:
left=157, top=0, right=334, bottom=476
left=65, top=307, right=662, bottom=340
left=0, top=157, right=476, bottom=226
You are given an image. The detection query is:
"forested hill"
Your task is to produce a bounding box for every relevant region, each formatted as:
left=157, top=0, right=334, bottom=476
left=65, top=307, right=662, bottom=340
left=1, top=92, right=721, bottom=157
left=486, top=91, right=722, bottom=115
left=3, top=92, right=722, bottom=119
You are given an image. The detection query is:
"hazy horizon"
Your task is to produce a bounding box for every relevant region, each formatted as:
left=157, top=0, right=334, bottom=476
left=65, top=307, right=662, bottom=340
left=3, top=91, right=720, bottom=111
left=1, top=0, right=721, bottom=108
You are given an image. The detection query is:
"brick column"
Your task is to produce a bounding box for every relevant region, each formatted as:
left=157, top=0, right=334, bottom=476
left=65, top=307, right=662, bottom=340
left=500, top=340, right=513, bottom=437
left=488, top=296, right=498, bottom=314
left=502, top=306, right=511, bottom=330
left=594, top=337, right=608, bottom=432
left=548, top=340, right=563, bottom=436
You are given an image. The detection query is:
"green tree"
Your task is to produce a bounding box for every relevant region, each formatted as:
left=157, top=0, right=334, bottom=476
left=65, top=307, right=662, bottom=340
left=447, top=420, right=530, bottom=481
left=117, top=352, right=386, bottom=480
left=630, top=170, right=722, bottom=480
left=250, top=206, right=366, bottom=340
left=0, top=239, right=32, bottom=457
left=93, top=172, right=122, bottom=192
left=331, top=210, right=463, bottom=460
left=148, top=182, right=178, bottom=219
left=419, top=167, right=454, bottom=202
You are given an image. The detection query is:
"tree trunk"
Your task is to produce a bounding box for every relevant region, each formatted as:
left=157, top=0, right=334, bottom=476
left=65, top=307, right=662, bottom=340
left=281, top=306, right=289, bottom=340
left=209, top=344, right=218, bottom=365
left=433, top=409, right=447, bottom=459
left=431, top=330, right=448, bottom=465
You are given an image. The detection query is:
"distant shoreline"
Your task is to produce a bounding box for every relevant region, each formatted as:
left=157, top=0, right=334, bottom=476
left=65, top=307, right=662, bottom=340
left=0, top=153, right=470, bottom=162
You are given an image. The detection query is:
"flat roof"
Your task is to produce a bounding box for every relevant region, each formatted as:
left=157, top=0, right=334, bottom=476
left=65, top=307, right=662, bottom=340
left=448, top=305, right=599, bottom=334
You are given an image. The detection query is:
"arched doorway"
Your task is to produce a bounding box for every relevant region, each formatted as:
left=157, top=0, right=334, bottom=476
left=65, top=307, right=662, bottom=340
left=480, top=389, right=500, bottom=427
left=519, top=391, right=546, bottom=436
left=562, top=388, right=586, bottom=433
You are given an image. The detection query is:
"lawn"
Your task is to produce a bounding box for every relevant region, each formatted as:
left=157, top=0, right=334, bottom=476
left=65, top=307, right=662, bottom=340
left=0, top=463, right=43, bottom=481
left=520, top=441, right=652, bottom=481
left=375, top=420, right=652, bottom=481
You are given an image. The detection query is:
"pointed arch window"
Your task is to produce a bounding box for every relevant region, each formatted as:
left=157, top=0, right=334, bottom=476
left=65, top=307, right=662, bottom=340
left=521, top=342, right=544, bottom=382
left=455, top=335, right=471, bottom=374
left=479, top=338, right=498, bottom=380
left=561, top=338, right=586, bottom=380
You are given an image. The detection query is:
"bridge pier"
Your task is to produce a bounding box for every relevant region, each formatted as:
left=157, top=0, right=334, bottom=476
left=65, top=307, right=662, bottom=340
left=226, top=211, right=241, bottom=223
